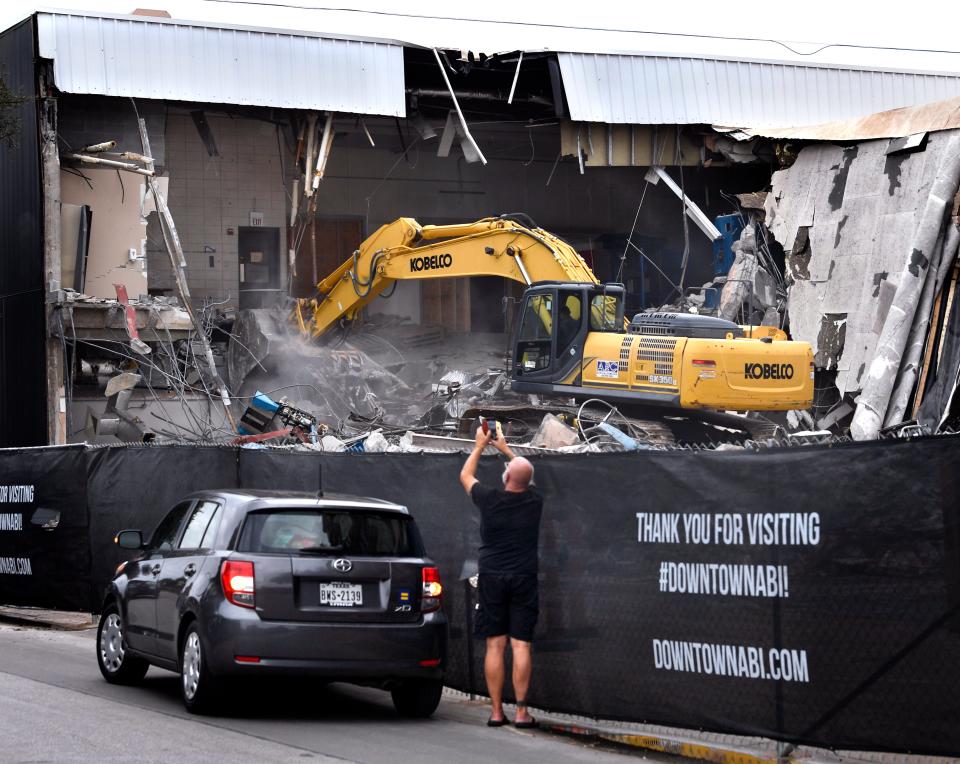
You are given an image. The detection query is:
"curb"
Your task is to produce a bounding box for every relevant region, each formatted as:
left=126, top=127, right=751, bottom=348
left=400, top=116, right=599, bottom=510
left=544, top=720, right=781, bottom=764
left=0, top=607, right=95, bottom=631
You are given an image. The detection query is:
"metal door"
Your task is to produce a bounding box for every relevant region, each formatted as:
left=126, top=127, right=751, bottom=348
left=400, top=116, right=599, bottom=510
left=239, top=227, right=281, bottom=309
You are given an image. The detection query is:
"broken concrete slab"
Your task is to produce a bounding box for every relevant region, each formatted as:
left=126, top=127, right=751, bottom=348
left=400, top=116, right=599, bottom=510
left=530, top=413, right=580, bottom=449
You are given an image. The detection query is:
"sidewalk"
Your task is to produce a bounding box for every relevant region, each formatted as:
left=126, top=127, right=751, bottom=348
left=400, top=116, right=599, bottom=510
left=443, top=692, right=956, bottom=764
left=0, top=607, right=951, bottom=764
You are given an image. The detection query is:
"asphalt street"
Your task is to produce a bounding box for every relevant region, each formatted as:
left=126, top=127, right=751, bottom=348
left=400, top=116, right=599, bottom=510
left=0, top=624, right=669, bottom=764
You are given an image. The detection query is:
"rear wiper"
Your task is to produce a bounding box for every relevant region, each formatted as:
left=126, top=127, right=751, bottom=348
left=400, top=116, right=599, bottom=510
left=296, top=545, right=344, bottom=554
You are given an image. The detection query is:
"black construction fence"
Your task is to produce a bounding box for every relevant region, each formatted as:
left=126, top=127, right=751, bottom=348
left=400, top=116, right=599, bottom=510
left=0, top=438, right=958, bottom=755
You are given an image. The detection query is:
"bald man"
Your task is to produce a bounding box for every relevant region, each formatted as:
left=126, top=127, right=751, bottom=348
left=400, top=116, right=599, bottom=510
left=460, top=426, right=543, bottom=728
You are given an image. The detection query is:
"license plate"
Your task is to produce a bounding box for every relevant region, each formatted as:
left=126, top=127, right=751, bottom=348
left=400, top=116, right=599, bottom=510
left=319, top=582, right=363, bottom=607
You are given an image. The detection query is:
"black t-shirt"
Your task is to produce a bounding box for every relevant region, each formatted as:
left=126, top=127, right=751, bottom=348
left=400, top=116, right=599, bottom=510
left=471, top=483, right=543, bottom=577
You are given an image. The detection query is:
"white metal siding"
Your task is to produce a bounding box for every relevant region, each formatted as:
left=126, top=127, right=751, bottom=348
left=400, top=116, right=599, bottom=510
left=559, top=52, right=960, bottom=128
left=36, top=12, right=406, bottom=116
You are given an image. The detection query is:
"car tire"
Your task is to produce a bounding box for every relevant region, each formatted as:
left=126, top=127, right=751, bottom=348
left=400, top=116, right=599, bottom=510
left=391, top=679, right=443, bottom=718
left=179, top=623, right=220, bottom=714
left=97, top=605, right=149, bottom=685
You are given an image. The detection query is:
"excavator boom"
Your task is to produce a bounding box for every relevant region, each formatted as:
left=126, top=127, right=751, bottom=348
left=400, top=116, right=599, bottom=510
left=295, top=216, right=597, bottom=338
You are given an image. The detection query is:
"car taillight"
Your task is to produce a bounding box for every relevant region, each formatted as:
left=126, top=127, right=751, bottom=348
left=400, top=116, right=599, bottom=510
left=221, top=560, right=255, bottom=609
left=422, top=566, right=442, bottom=613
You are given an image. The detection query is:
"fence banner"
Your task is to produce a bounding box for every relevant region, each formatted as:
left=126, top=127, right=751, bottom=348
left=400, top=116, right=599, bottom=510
left=0, top=437, right=957, bottom=754
left=0, top=445, right=90, bottom=610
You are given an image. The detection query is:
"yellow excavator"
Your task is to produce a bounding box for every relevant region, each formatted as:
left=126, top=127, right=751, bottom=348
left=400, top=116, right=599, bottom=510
left=293, top=214, right=813, bottom=412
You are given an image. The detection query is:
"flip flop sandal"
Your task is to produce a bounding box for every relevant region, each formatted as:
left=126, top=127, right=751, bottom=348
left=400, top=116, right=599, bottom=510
left=513, top=701, right=538, bottom=728
left=487, top=717, right=508, bottom=727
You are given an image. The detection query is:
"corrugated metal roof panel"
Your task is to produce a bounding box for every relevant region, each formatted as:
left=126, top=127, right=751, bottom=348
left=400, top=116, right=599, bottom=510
left=36, top=12, right=406, bottom=117
left=558, top=52, right=960, bottom=128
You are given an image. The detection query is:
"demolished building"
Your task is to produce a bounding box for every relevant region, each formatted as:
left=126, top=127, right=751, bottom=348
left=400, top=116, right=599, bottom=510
left=2, top=9, right=960, bottom=450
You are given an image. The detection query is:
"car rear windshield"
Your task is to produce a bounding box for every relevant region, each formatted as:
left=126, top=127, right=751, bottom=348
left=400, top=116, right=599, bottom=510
left=237, top=509, right=425, bottom=557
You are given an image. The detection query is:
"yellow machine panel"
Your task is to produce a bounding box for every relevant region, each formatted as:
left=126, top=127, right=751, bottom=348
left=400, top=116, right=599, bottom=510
left=581, top=332, right=813, bottom=411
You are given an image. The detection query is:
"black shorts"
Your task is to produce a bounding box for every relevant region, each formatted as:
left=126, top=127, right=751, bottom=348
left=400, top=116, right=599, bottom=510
left=474, top=573, right=539, bottom=642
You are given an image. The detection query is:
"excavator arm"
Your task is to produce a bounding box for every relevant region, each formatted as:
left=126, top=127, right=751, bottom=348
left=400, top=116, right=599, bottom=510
left=294, top=216, right=598, bottom=339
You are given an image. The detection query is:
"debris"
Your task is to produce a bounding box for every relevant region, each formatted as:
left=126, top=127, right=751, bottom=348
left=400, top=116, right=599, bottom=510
left=137, top=116, right=238, bottom=431
left=717, top=224, right=781, bottom=324
left=596, top=422, right=644, bottom=451
left=884, top=221, right=960, bottom=427
left=399, top=431, right=423, bottom=452
left=114, top=283, right=151, bottom=355
left=736, top=192, right=767, bottom=212
left=233, top=427, right=294, bottom=446
left=363, top=430, right=389, bottom=453
left=530, top=413, right=580, bottom=449
left=406, top=432, right=557, bottom=455
left=104, top=372, right=140, bottom=398
left=786, top=410, right=816, bottom=431
left=432, top=48, right=487, bottom=165
left=816, top=401, right=854, bottom=431
left=852, top=132, right=960, bottom=439
left=917, top=259, right=960, bottom=431
left=763, top=128, right=960, bottom=437
left=321, top=434, right=347, bottom=452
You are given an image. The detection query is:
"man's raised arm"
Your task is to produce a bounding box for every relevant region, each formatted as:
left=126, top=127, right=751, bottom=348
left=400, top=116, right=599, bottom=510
left=460, top=427, right=493, bottom=495
left=491, top=437, right=517, bottom=461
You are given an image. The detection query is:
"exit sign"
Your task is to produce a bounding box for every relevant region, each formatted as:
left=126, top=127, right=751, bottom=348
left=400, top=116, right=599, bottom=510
left=249, top=211, right=264, bottom=227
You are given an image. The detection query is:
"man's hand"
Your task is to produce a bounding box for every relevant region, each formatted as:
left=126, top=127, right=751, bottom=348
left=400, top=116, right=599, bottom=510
left=475, top=426, right=494, bottom=450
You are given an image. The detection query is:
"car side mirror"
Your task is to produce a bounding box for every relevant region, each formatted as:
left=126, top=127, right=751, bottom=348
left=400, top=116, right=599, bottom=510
left=115, top=529, right=144, bottom=550
left=30, top=507, right=60, bottom=531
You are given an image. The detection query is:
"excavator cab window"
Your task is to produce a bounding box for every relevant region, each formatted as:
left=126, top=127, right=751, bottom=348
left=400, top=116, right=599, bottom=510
left=516, top=293, right=554, bottom=372
left=589, top=293, right=621, bottom=331
left=557, top=293, right=582, bottom=355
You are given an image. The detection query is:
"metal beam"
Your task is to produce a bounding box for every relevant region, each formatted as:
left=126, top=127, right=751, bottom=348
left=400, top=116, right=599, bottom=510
left=645, top=167, right=722, bottom=242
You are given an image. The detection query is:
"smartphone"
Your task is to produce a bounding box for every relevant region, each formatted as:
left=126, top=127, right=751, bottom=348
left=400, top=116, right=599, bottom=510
left=479, top=416, right=500, bottom=440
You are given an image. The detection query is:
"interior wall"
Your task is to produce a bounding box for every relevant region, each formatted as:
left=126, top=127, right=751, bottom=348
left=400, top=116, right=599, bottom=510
left=121, top=106, right=768, bottom=321
left=60, top=168, right=149, bottom=298
left=311, top=124, right=771, bottom=322
left=156, top=110, right=291, bottom=308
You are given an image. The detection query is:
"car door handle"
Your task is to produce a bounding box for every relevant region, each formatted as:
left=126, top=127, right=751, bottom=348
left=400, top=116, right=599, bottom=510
left=183, top=563, right=197, bottom=577
left=150, top=564, right=161, bottom=576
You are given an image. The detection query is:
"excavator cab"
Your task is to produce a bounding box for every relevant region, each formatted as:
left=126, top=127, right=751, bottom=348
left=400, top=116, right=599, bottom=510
left=511, top=282, right=625, bottom=390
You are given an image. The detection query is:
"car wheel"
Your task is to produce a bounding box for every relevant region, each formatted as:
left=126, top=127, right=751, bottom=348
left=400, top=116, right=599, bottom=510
left=180, top=623, right=220, bottom=714
left=97, top=605, right=148, bottom=685
left=391, top=679, right=443, bottom=718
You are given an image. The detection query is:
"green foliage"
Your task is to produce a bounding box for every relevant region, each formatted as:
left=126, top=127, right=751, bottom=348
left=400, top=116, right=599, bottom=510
left=0, top=73, right=26, bottom=148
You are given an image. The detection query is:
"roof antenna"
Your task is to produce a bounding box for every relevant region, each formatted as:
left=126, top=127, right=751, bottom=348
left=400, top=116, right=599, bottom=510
left=316, top=459, right=323, bottom=499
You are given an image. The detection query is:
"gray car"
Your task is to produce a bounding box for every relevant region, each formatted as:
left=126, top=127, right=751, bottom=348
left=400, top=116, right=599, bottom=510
left=96, top=489, right=448, bottom=716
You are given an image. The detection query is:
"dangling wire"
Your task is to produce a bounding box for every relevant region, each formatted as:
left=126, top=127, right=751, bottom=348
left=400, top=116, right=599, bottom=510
left=675, top=125, right=691, bottom=297
left=617, top=135, right=667, bottom=284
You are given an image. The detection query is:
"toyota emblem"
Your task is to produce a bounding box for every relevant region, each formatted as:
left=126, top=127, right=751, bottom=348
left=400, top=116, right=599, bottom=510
left=333, top=558, right=353, bottom=573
